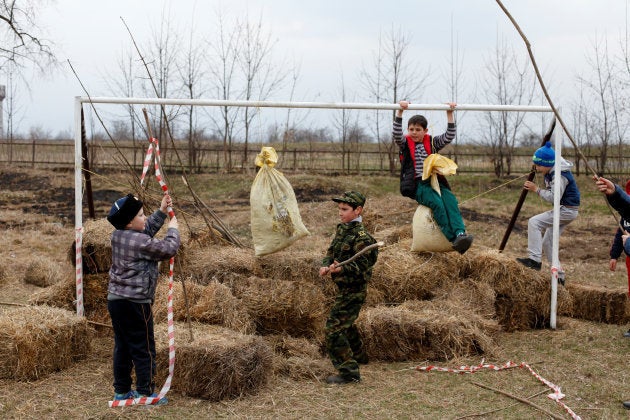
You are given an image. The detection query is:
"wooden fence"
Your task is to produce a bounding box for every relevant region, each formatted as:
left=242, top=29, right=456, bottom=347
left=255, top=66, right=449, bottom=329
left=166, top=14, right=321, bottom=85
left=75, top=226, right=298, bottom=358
left=0, top=139, right=628, bottom=177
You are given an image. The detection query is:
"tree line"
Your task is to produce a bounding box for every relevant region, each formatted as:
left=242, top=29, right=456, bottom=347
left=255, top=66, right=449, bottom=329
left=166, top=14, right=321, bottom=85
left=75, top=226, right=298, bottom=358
left=2, top=1, right=630, bottom=177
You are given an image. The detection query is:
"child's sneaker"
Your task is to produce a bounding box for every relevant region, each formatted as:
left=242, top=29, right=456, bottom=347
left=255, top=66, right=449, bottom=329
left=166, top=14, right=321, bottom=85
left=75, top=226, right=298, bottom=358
left=139, top=393, right=168, bottom=405
left=113, top=390, right=139, bottom=400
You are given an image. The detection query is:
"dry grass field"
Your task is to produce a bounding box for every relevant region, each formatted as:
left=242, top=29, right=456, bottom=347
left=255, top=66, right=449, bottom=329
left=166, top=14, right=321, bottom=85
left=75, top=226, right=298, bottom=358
left=0, top=165, right=629, bottom=419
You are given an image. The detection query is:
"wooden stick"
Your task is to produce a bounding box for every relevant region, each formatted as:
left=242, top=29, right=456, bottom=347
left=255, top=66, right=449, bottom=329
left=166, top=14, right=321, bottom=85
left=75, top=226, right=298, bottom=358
left=334, top=242, right=384, bottom=268
left=455, top=388, right=548, bottom=419
left=471, top=381, right=564, bottom=420
left=498, top=118, right=555, bottom=252
left=495, top=0, right=628, bottom=240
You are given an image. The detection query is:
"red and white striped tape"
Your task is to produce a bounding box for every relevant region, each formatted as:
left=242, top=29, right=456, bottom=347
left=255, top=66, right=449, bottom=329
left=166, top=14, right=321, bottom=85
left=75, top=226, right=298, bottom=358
left=75, top=226, right=84, bottom=317
left=415, top=360, right=581, bottom=420
left=108, top=137, right=176, bottom=407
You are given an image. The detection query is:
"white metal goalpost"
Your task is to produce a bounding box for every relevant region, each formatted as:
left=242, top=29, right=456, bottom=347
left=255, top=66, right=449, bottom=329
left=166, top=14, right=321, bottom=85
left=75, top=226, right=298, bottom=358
left=73, top=97, right=561, bottom=327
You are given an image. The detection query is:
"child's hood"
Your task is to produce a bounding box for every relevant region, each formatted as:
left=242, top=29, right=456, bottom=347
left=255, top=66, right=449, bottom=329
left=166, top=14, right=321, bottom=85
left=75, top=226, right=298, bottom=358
left=550, top=157, right=574, bottom=172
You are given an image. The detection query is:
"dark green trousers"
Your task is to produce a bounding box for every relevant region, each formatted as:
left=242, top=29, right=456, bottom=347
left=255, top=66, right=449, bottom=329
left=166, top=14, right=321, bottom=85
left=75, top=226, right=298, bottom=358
left=325, top=290, right=366, bottom=380
left=415, top=179, right=465, bottom=242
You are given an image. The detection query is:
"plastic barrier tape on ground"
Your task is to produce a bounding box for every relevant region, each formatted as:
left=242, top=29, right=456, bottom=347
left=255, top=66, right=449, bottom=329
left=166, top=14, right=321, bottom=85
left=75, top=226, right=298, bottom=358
left=415, top=361, right=581, bottom=420
left=108, top=137, right=175, bottom=407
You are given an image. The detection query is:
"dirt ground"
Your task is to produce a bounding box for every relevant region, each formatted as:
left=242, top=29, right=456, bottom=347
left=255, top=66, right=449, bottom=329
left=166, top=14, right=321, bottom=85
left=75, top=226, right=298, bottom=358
left=1, top=166, right=629, bottom=419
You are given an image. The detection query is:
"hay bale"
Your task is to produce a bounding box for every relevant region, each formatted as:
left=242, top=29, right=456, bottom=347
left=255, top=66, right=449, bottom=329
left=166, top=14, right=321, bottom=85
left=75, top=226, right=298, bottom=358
left=23, top=255, right=64, bottom=287
left=357, top=300, right=498, bottom=362
left=71, top=218, right=113, bottom=274
left=0, top=305, right=92, bottom=380
left=365, top=286, right=386, bottom=307
left=253, top=249, right=321, bottom=284
left=29, top=273, right=109, bottom=316
left=240, top=277, right=327, bottom=339
left=262, top=334, right=329, bottom=380
left=436, top=278, right=497, bottom=319
left=463, top=248, right=573, bottom=331
left=155, top=323, right=273, bottom=401
left=370, top=240, right=462, bottom=303
left=153, top=279, right=207, bottom=323
left=188, top=281, right=256, bottom=334
left=0, top=265, right=7, bottom=285
left=563, top=283, right=629, bottom=324
left=374, top=224, right=412, bottom=246
left=184, top=246, right=256, bottom=284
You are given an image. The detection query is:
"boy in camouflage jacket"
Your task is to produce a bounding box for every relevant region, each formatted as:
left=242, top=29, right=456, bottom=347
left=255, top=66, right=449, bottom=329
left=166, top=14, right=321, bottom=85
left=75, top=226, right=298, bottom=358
left=319, top=191, right=378, bottom=384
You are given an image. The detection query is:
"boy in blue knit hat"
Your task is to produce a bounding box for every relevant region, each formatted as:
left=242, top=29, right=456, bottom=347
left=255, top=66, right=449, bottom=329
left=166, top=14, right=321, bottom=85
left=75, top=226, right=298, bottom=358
left=516, top=141, right=580, bottom=285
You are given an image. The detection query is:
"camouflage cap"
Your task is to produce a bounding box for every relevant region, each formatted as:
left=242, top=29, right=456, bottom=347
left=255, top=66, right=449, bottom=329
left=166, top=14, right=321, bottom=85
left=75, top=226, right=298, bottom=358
left=332, top=191, right=366, bottom=207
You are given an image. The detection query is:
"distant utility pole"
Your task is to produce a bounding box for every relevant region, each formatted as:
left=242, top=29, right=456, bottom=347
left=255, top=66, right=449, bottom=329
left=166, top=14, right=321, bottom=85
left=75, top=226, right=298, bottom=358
left=0, top=85, right=5, bottom=138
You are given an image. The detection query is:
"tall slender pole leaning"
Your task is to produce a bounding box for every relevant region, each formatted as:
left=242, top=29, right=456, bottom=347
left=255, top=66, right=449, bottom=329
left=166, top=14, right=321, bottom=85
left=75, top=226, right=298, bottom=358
left=498, top=118, right=555, bottom=251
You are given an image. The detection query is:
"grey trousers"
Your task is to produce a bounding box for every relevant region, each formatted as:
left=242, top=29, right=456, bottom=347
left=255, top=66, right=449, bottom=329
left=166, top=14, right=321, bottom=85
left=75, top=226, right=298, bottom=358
left=527, top=206, right=578, bottom=267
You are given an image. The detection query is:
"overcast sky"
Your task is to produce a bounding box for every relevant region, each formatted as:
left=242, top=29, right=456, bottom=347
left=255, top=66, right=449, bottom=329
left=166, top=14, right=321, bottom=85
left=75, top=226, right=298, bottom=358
left=10, top=0, right=630, bottom=137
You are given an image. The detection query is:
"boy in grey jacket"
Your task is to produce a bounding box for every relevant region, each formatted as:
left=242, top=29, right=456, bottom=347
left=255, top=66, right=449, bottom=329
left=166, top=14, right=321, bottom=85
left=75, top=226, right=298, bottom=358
left=106, top=193, right=180, bottom=403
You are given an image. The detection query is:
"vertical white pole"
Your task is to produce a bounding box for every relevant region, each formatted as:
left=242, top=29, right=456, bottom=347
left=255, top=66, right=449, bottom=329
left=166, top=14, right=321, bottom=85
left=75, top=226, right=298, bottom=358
left=74, top=98, right=84, bottom=317
left=550, top=120, right=562, bottom=329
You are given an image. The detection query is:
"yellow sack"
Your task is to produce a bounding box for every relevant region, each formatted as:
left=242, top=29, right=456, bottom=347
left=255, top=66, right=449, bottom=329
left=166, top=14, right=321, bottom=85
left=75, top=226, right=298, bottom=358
left=250, top=147, right=309, bottom=256
left=422, top=153, right=458, bottom=196
left=410, top=205, right=453, bottom=252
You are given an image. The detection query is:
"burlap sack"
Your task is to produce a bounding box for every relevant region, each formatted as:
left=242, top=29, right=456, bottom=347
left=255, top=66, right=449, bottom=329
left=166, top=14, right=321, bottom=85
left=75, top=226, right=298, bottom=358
left=250, top=147, right=309, bottom=256
left=410, top=205, right=452, bottom=252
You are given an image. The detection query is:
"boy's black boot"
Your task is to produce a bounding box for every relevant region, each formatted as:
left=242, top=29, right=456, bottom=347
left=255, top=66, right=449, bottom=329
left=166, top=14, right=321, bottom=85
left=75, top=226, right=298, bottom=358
left=452, top=233, right=473, bottom=254
left=516, top=257, right=542, bottom=271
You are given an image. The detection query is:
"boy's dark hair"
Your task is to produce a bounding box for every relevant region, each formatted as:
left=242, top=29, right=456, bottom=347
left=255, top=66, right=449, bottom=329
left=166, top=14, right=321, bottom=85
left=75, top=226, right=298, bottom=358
left=408, top=115, right=428, bottom=129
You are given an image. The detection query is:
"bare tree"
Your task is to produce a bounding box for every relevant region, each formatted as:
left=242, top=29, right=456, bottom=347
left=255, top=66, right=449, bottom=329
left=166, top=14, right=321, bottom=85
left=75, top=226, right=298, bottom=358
left=106, top=48, right=141, bottom=165
left=332, top=73, right=361, bottom=173
left=206, top=9, right=240, bottom=172
left=478, top=36, right=537, bottom=177
left=577, top=35, right=625, bottom=175
left=179, top=9, right=206, bottom=173
left=237, top=12, right=286, bottom=168
left=142, top=9, right=182, bottom=160
left=361, top=25, right=428, bottom=174
left=0, top=0, right=56, bottom=71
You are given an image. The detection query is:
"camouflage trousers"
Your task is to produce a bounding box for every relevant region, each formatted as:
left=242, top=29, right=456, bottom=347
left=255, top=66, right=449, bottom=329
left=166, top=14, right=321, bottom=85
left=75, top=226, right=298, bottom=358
left=325, top=289, right=367, bottom=380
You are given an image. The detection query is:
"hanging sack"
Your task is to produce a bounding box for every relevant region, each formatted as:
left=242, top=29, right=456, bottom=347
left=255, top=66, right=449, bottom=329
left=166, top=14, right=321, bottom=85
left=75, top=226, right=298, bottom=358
left=410, top=205, right=453, bottom=252
left=250, top=147, right=310, bottom=256
left=410, top=153, right=459, bottom=252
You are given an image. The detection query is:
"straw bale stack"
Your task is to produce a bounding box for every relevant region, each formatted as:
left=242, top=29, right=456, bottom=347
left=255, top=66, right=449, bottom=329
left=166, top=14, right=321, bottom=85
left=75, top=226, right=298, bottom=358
left=370, top=240, right=462, bottom=303
left=29, top=272, right=109, bottom=319
left=263, top=334, right=330, bottom=380
left=184, top=245, right=256, bottom=284
left=154, top=323, right=273, bottom=401
left=435, top=278, right=497, bottom=319
left=0, top=265, right=7, bottom=285
left=153, top=279, right=207, bottom=323
left=373, top=224, right=412, bottom=246
left=71, top=218, right=113, bottom=274
left=239, top=277, right=327, bottom=338
left=0, top=305, right=92, bottom=380
left=23, top=255, right=64, bottom=287
left=253, top=248, right=322, bottom=284
left=357, top=300, right=498, bottom=362
left=563, top=283, right=629, bottom=324
left=463, top=248, right=573, bottom=331
left=189, top=281, right=256, bottom=334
